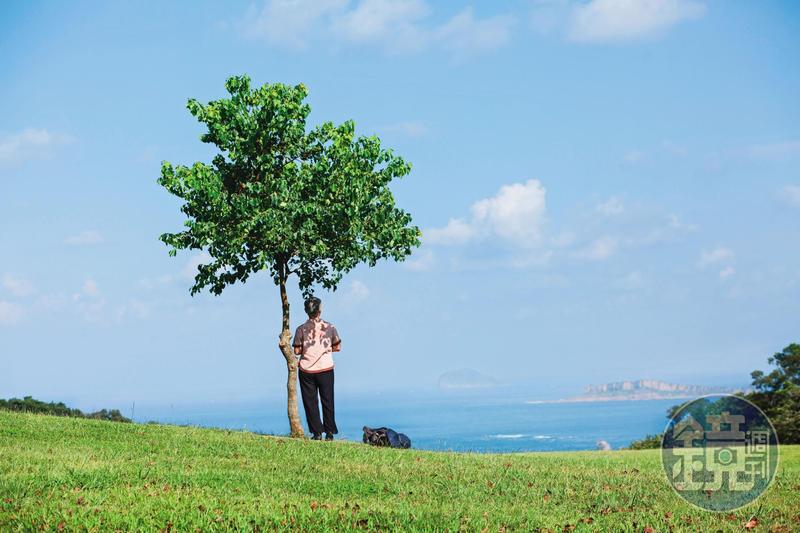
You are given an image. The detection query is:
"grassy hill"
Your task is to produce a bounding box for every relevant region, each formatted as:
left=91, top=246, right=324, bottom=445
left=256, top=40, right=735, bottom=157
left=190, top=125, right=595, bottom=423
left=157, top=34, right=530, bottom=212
left=1, top=411, right=798, bottom=531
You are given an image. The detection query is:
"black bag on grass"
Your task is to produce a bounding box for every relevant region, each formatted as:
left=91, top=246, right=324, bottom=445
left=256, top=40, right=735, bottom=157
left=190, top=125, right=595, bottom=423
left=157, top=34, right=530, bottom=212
left=362, top=426, right=411, bottom=449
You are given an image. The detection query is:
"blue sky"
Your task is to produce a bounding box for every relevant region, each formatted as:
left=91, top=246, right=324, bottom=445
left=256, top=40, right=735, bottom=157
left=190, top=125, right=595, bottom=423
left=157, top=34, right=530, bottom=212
left=1, top=0, right=799, bottom=409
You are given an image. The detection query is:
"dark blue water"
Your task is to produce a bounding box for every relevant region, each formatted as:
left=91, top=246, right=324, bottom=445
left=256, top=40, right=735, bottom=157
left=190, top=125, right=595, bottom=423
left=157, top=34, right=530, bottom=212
left=133, top=391, right=677, bottom=452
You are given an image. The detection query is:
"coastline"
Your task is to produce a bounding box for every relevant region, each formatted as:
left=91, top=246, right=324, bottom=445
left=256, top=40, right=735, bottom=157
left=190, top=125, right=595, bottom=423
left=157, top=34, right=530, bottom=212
left=526, top=394, right=697, bottom=405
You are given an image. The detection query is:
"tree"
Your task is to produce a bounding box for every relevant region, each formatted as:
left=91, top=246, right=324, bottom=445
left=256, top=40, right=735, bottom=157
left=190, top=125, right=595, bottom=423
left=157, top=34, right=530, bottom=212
left=0, top=396, right=132, bottom=423
left=748, top=342, right=800, bottom=443
left=157, top=75, right=421, bottom=437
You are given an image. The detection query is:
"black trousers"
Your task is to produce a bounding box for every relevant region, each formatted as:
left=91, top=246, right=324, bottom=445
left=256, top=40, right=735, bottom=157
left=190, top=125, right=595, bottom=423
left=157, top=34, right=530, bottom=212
left=298, top=368, right=338, bottom=436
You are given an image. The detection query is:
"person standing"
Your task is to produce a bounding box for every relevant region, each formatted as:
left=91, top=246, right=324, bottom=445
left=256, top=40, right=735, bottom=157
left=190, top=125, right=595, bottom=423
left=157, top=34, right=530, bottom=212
left=292, top=297, right=341, bottom=440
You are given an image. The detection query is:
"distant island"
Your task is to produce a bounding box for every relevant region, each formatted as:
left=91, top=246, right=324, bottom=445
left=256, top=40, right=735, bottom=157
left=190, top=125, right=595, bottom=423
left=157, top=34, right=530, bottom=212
left=438, top=368, right=498, bottom=390
left=527, top=379, right=744, bottom=404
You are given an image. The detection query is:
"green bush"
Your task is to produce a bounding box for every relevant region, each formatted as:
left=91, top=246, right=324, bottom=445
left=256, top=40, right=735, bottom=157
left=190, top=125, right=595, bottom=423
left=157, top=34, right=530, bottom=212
left=0, top=396, right=131, bottom=423
left=627, top=433, right=662, bottom=450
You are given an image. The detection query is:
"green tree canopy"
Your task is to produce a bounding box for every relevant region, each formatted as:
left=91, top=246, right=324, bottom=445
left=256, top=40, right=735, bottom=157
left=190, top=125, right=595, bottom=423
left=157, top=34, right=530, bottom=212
left=157, top=75, right=421, bottom=436
left=748, top=342, right=800, bottom=443
left=158, top=75, right=419, bottom=297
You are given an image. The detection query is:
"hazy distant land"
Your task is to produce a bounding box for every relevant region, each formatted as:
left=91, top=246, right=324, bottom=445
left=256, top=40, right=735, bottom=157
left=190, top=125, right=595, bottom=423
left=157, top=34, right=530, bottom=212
left=438, top=368, right=498, bottom=389
left=527, top=379, right=744, bottom=404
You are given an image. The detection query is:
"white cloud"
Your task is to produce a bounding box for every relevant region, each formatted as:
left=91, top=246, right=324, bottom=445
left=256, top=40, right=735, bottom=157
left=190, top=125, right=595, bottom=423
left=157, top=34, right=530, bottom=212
left=575, top=235, right=618, bottom=260
left=80, top=279, right=100, bottom=298
left=596, top=196, right=624, bottom=216
left=471, top=179, right=547, bottom=243
left=344, top=280, right=370, bottom=302
left=34, top=292, right=68, bottom=312
left=780, top=185, right=800, bottom=208
left=698, top=246, right=734, bottom=268
left=435, top=8, right=514, bottom=58
left=332, top=0, right=429, bottom=52
left=719, top=266, right=735, bottom=280
left=623, top=150, right=645, bottom=164
left=0, top=128, right=74, bottom=165
left=404, top=248, right=435, bottom=271
left=0, top=301, right=24, bottom=325
left=2, top=274, right=35, bottom=297
left=72, top=279, right=106, bottom=322
left=242, top=0, right=513, bottom=58
left=64, top=230, right=104, bottom=246
left=426, top=179, right=547, bottom=247
left=666, top=213, right=697, bottom=232
left=567, top=0, right=706, bottom=43
left=242, top=0, right=347, bottom=49
left=748, top=141, right=800, bottom=160
left=661, top=140, right=688, bottom=156
left=423, top=179, right=546, bottom=247
left=424, top=218, right=475, bottom=246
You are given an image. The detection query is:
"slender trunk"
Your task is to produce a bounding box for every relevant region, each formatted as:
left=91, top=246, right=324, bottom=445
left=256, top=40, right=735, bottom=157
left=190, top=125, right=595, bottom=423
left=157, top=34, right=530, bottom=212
left=278, top=272, right=305, bottom=438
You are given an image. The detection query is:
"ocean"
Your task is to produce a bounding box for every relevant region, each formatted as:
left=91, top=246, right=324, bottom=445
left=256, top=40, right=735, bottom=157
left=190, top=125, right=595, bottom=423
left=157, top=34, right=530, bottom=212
left=132, top=390, right=678, bottom=452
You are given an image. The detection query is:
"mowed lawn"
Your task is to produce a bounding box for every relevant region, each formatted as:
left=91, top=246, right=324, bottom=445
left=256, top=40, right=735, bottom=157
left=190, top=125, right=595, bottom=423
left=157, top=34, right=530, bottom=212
left=1, top=412, right=798, bottom=532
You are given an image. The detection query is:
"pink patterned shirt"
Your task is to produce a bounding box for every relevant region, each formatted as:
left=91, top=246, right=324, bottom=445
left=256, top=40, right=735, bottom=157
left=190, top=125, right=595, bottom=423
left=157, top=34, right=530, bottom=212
left=292, top=318, right=341, bottom=373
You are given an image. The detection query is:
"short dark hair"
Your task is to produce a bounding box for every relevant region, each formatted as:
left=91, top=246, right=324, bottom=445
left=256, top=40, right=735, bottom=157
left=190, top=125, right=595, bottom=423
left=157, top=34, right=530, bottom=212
left=304, top=297, right=321, bottom=317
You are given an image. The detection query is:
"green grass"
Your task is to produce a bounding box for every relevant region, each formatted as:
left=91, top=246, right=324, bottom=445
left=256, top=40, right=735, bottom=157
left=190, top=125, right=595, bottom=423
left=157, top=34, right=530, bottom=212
left=1, top=411, right=798, bottom=531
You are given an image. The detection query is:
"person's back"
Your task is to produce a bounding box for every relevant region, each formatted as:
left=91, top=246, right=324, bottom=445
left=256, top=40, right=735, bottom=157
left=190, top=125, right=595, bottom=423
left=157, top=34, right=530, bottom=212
left=294, top=317, right=340, bottom=373
left=292, top=297, right=341, bottom=440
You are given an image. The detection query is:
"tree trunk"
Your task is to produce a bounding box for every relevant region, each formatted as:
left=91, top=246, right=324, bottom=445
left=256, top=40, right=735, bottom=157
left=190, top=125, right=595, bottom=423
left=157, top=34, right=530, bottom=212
left=278, top=274, right=305, bottom=438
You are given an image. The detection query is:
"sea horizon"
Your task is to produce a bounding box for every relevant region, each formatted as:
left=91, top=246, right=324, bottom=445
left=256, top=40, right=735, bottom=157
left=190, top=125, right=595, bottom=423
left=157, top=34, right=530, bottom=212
left=128, top=390, right=682, bottom=453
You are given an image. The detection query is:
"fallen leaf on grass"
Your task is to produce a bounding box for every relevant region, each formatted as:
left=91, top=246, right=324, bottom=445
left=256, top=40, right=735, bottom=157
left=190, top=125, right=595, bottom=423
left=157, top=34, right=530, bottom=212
left=310, top=501, right=319, bottom=511
left=579, top=517, right=593, bottom=524
left=643, top=527, right=655, bottom=533
left=76, top=496, right=86, bottom=506
left=744, top=518, right=758, bottom=529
